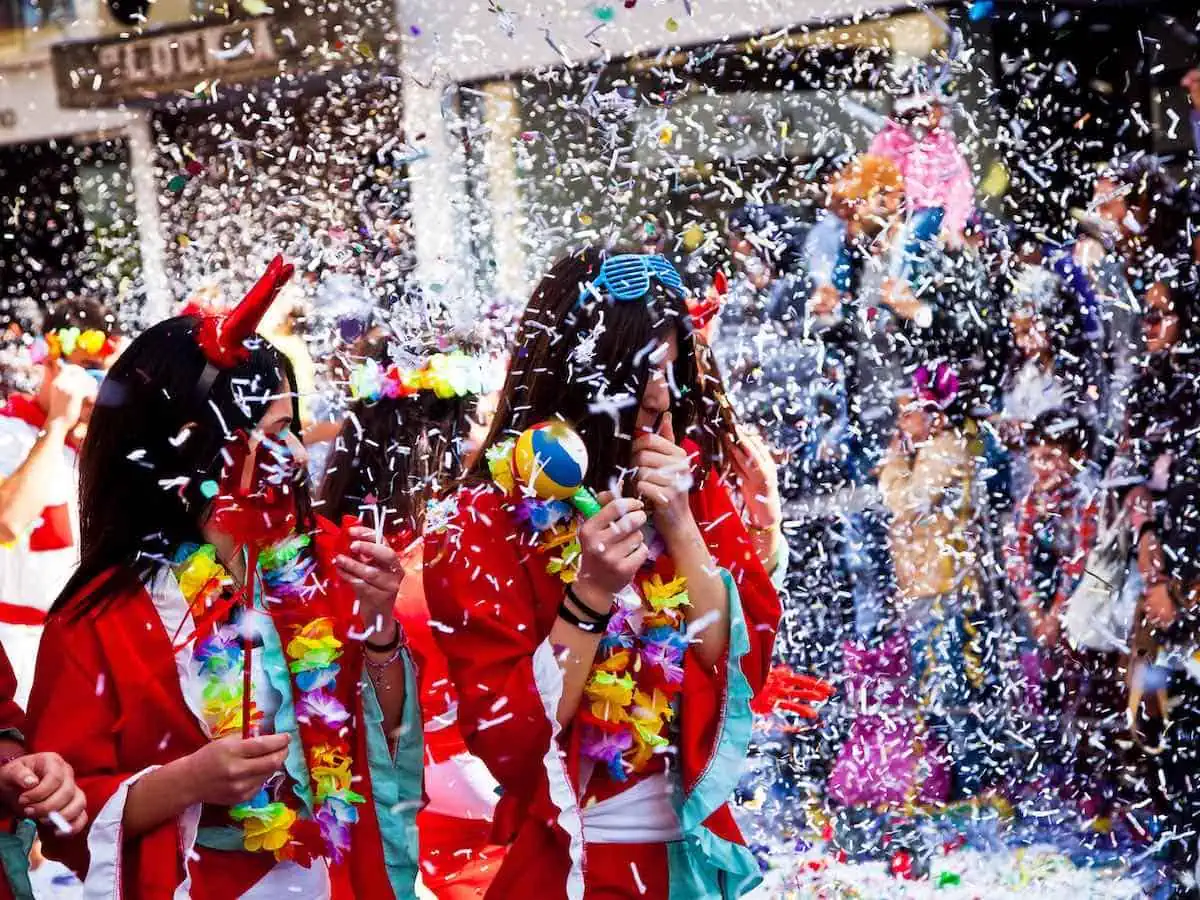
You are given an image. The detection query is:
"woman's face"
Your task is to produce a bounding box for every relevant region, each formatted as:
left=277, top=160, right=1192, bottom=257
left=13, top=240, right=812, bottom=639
left=1028, top=441, right=1075, bottom=491
left=249, top=377, right=307, bottom=481
left=1143, top=282, right=1181, bottom=354
left=633, top=331, right=679, bottom=437
left=1092, top=177, right=1147, bottom=242
left=259, top=378, right=298, bottom=440
left=898, top=405, right=933, bottom=444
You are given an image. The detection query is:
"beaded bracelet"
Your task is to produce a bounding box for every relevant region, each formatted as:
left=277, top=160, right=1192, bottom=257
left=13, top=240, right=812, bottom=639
left=557, top=600, right=605, bottom=634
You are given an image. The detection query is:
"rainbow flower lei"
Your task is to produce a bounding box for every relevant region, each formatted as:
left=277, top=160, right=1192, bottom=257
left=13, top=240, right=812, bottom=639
left=486, top=440, right=689, bottom=779
left=174, top=535, right=365, bottom=864
left=349, top=350, right=487, bottom=403
left=578, top=575, right=690, bottom=780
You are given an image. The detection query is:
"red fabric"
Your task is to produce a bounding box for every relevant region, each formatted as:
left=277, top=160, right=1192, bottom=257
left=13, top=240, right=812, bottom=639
left=417, top=810, right=506, bottom=899
left=0, top=394, right=80, bottom=452
left=581, top=842, right=669, bottom=899
left=391, top=541, right=470, bottom=764
left=25, top=555, right=401, bottom=899
left=0, top=644, right=24, bottom=738
left=423, top=474, right=781, bottom=896
left=0, top=602, right=44, bottom=627
left=27, top=503, right=72, bottom=553
left=1006, top=483, right=1100, bottom=613
left=0, top=648, right=21, bottom=900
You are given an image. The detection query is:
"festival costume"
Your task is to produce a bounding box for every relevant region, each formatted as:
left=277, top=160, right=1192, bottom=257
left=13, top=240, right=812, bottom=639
left=392, top=538, right=505, bottom=899
left=26, top=526, right=423, bottom=899
left=0, top=394, right=79, bottom=707
left=24, top=258, right=424, bottom=899
left=423, top=460, right=781, bottom=899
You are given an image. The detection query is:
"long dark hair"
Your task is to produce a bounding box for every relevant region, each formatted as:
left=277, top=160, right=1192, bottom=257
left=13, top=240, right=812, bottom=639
left=469, top=247, right=716, bottom=490
left=55, top=316, right=302, bottom=616
left=318, top=390, right=474, bottom=536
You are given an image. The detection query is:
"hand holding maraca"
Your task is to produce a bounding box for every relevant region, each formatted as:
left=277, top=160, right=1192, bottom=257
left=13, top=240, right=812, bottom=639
left=574, top=494, right=649, bottom=611
left=509, top=419, right=647, bottom=609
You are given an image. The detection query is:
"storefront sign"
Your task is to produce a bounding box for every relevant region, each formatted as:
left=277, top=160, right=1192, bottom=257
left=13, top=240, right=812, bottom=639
left=51, top=11, right=390, bottom=109
left=94, top=19, right=278, bottom=89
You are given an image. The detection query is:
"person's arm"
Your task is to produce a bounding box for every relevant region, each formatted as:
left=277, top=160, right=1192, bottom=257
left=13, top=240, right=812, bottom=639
left=336, top=527, right=407, bottom=736
left=424, top=489, right=645, bottom=793
left=728, top=427, right=784, bottom=574
left=0, top=366, right=92, bottom=542
left=634, top=414, right=728, bottom=669
left=1124, top=484, right=1175, bottom=627
left=548, top=496, right=648, bottom=726
left=122, top=735, right=289, bottom=839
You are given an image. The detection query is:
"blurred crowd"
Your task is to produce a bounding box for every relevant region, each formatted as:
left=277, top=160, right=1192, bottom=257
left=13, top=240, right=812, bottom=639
left=687, top=70, right=1200, bottom=893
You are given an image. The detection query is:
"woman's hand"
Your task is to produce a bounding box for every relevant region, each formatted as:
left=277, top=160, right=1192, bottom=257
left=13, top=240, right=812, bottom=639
left=574, top=494, right=648, bottom=610
left=337, top=526, right=404, bottom=636
left=632, top=412, right=694, bottom=534
left=182, top=734, right=291, bottom=807
left=728, top=426, right=781, bottom=530
left=0, top=752, right=88, bottom=834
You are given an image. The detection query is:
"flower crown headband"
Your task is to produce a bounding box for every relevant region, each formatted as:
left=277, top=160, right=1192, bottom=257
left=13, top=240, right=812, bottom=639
left=33, top=327, right=120, bottom=363
left=349, top=350, right=490, bottom=403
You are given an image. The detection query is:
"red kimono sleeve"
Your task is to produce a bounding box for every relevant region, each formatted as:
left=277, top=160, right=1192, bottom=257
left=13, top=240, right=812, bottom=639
left=26, top=610, right=184, bottom=893
left=0, top=645, right=25, bottom=741
left=422, top=488, right=557, bottom=814
left=692, top=474, right=782, bottom=696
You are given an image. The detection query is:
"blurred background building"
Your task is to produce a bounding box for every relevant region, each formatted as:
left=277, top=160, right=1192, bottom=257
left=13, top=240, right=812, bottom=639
left=0, top=0, right=1198, bottom=323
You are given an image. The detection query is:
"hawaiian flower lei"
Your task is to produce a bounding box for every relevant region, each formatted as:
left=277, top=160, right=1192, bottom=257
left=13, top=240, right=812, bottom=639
left=484, top=439, right=689, bottom=779
left=173, top=534, right=365, bottom=864
left=486, top=438, right=582, bottom=583
left=349, top=350, right=488, bottom=403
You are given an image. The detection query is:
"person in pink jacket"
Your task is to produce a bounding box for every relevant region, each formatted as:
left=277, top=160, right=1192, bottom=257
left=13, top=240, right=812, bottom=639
left=869, top=95, right=975, bottom=243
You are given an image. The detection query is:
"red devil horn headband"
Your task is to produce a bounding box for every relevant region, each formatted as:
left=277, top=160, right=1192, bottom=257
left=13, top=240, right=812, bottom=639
left=196, top=255, right=295, bottom=369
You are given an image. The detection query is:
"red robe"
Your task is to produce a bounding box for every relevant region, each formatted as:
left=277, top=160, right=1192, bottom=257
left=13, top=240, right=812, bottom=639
left=25, top=557, right=416, bottom=899
left=392, top=539, right=505, bottom=899
left=423, top=472, right=781, bottom=898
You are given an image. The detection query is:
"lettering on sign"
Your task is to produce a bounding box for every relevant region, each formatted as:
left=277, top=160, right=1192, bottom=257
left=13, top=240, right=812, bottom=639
left=50, top=10, right=390, bottom=109
left=92, top=19, right=277, bottom=87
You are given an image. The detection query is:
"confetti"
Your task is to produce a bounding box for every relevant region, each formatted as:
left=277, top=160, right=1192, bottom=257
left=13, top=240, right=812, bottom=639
left=2, top=3, right=1199, bottom=898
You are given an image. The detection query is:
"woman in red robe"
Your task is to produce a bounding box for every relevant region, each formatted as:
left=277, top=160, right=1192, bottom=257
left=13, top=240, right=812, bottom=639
left=319, top=341, right=507, bottom=897
left=25, top=259, right=423, bottom=899
left=424, top=248, right=783, bottom=898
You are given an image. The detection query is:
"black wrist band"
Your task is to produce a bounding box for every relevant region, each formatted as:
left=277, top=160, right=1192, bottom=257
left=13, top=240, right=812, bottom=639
left=365, top=622, right=402, bottom=653
left=557, top=599, right=605, bottom=634
left=565, top=584, right=612, bottom=624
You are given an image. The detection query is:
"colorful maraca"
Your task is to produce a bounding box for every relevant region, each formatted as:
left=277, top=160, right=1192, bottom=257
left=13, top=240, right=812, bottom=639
left=512, top=420, right=602, bottom=517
